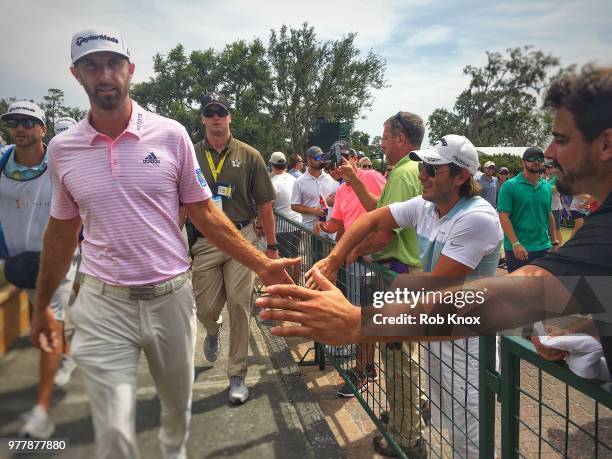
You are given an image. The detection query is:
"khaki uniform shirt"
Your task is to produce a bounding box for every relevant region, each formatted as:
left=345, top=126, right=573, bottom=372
left=193, top=136, right=275, bottom=222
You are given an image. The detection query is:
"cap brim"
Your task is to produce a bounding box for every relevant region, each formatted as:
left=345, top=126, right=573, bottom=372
left=203, top=102, right=230, bottom=112
left=72, top=49, right=130, bottom=65
left=1, top=111, right=45, bottom=125
left=409, top=149, right=451, bottom=165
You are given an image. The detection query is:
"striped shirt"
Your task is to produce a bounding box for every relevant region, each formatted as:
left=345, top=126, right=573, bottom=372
left=48, top=101, right=211, bottom=285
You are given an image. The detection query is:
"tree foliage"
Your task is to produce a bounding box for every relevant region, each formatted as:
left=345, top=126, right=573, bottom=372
left=132, top=22, right=386, bottom=158
left=427, top=47, right=574, bottom=147
left=268, top=23, right=386, bottom=154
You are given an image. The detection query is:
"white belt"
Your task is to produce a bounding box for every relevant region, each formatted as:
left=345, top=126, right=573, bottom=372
left=82, top=272, right=189, bottom=300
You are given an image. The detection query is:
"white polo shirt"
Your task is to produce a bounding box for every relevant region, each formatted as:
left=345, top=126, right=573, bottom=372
left=290, top=169, right=337, bottom=229
left=389, top=195, right=502, bottom=275
left=48, top=101, right=211, bottom=285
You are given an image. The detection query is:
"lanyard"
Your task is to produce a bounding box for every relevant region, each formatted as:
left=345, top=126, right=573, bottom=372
left=205, top=149, right=227, bottom=182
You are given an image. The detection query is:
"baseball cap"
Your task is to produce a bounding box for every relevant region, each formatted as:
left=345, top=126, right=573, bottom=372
left=269, top=151, right=287, bottom=165
left=523, top=146, right=544, bottom=160
left=409, top=134, right=479, bottom=175
left=306, top=146, right=323, bottom=158
left=484, top=160, right=496, bottom=169
left=201, top=93, right=230, bottom=112
left=55, top=117, right=77, bottom=134
left=1, top=101, right=46, bottom=125
left=329, top=140, right=353, bottom=156
left=499, top=166, right=509, bottom=174
left=71, top=27, right=130, bottom=65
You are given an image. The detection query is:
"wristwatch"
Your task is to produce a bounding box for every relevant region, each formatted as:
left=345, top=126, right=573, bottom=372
left=266, top=243, right=279, bottom=250
left=512, top=241, right=522, bottom=247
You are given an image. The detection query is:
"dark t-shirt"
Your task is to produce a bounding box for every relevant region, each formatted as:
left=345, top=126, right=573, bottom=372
left=532, top=192, right=612, bottom=376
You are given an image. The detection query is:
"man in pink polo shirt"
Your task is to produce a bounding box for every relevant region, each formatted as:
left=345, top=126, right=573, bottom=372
left=31, top=27, right=297, bottom=459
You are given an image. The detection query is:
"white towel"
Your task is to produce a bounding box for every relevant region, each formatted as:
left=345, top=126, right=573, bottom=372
left=538, top=331, right=611, bottom=381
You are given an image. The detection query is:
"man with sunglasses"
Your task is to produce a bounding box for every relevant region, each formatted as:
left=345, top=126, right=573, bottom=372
left=309, top=112, right=426, bottom=456
left=290, top=145, right=338, bottom=231
left=191, top=92, right=279, bottom=405
left=31, top=28, right=296, bottom=459
left=478, top=160, right=499, bottom=207
left=288, top=153, right=305, bottom=178
left=302, top=134, right=501, bottom=456
left=497, top=147, right=557, bottom=272
left=0, top=101, right=78, bottom=438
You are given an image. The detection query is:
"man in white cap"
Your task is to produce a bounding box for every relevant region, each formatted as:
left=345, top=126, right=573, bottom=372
left=31, top=27, right=297, bottom=459
left=275, top=134, right=502, bottom=457
left=54, top=116, right=77, bottom=135
left=478, top=160, right=499, bottom=207
left=0, top=101, right=78, bottom=438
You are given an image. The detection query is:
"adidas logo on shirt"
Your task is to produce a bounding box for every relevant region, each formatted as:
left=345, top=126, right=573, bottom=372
left=143, top=152, right=160, bottom=164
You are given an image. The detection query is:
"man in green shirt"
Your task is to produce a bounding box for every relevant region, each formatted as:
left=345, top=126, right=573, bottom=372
left=497, top=146, right=557, bottom=272
left=332, top=111, right=426, bottom=457
left=191, top=93, right=277, bottom=404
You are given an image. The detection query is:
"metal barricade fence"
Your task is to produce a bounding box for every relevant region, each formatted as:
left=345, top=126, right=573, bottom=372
left=272, top=212, right=612, bottom=458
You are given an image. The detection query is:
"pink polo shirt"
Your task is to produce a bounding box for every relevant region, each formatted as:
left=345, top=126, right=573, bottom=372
left=330, top=169, right=386, bottom=229
left=48, top=101, right=211, bottom=285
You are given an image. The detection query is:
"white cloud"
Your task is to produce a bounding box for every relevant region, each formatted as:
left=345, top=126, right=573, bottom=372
left=403, top=25, right=452, bottom=47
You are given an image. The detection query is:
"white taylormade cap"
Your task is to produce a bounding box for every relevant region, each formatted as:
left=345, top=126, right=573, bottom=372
left=55, top=117, right=77, bottom=134
left=409, top=134, right=479, bottom=175
left=71, top=27, right=130, bottom=64
left=1, top=100, right=46, bottom=125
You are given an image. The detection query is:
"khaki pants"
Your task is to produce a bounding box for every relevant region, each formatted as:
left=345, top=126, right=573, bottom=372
left=70, top=275, right=196, bottom=459
left=191, top=224, right=257, bottom=378
left=383, top=342, right=425, bottom=449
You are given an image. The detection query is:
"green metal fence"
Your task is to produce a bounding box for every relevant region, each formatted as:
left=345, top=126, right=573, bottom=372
left=273, top=212, right=612, bottom=458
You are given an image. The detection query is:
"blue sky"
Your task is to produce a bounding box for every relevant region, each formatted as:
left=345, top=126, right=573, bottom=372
left=2, top=0, right=610, bottom=145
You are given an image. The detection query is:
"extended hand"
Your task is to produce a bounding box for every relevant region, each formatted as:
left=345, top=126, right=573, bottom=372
left=258, top=257, right=301, bottom=286
left=530, top=336, right=568, bottom=361
left=305, top=256, right=339, bottom=289
left=339, top=157, right=358, bottom=185
left=256, top=267, right=361, bottom=345
left=31, top=306, right=58, bottom=353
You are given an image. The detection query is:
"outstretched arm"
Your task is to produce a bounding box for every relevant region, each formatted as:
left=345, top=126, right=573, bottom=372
left=184, top=199, right=299, bottom=286
left=33, top=216, right=81, bottom=351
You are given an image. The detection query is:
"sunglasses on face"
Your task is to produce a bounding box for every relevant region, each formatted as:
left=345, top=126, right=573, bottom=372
left=310, top=155, right=322, bottom=161
left=5, top=118, right=42, bottom=129
left=486, top=166, right=497, bottom=171
left=203, top=108, right=229, bottom=118
left=418, top=162, right=450, bottom=177
left=525, top=156, right=544, bottom=163
left=361, top=164, right=372, bottom=169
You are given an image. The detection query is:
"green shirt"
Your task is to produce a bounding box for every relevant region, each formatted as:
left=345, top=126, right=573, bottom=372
left=373, top=155, right=422, bottom=268
left=497, top=172, right=553, bottom=252
left=194, top=136, right=275, bottom=222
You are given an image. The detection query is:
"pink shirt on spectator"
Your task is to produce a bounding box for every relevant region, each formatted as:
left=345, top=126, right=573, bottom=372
left=330, top=169, right=386, bottom=229
left=48, top=101, right=211, bottom=285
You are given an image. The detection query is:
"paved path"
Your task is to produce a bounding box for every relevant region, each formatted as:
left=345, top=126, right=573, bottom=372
left=0, top=308, right=342, bottom=459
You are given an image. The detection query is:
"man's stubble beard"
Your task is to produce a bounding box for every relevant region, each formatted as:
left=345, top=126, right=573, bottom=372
left=554, top=152, right=596, bottom=196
